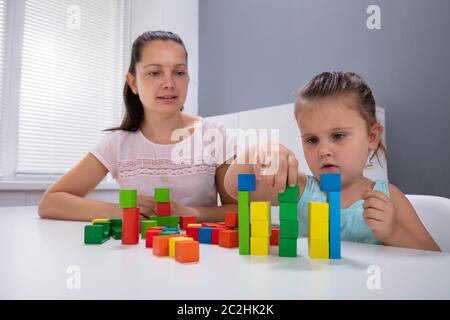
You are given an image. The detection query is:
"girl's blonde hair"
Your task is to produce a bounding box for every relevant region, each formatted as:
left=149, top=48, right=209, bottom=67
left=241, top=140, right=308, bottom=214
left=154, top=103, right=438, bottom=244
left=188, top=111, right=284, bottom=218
left=294, top=71, right=387, bottom=166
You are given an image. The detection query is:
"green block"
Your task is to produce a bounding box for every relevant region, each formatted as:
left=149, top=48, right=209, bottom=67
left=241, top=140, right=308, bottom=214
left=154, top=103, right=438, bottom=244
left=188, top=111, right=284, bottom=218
left=93, top=221, right=111, bottom=238
left=141, top=220, right=157, bottom=239
left=280, top=220, right=299, bottom=239
left=279, top=202, right=298, bottom=221
left=279, top=238, right=297, bottom=257
left=84, top=225, right=108, bottom=244
left=110, top=218, right=122, bottom=228
left=111, top=227, right=122, bottom=240
left=119, top=189, right=137, bottom=208
left=238, top=191, right=250, bottom=255
left=150, top=215, right=180, bottom=228
left=278, top=184, right=299, bottom=203
left=154, top=188, right=170, bottom=203
left=159, top=231, right=180, bottom=236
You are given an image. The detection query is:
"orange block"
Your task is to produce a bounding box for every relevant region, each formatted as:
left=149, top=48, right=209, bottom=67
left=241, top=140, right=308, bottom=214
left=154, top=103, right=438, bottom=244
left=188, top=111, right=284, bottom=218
left=270, top=227, right=280, bottom=246
left=219, top=230, right=239, bottom=248
left=153, top=236, right=171, bottom=256
left=175, top=240, right=200, bottom=263
left=225, top=212, right=238, bottom=228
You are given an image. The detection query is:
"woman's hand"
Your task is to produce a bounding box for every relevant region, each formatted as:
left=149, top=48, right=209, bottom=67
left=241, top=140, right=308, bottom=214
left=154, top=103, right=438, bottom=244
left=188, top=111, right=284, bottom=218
left=251, top=142, right=299, bottom=193
left=137, top=195, right=198, bottom=218
left=362, top=188, right=396, bottom=242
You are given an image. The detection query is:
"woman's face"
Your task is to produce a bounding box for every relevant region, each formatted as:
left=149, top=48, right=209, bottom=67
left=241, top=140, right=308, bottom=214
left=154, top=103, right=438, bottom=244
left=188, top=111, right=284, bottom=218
left=127, top=40, right=189, bottom=116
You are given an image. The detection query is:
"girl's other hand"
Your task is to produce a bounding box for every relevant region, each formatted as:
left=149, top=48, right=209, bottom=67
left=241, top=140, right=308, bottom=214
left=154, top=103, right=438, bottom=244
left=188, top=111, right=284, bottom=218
left=362, top=187, right=396, bottom=242
left=138, top=195, right=198, bottom=219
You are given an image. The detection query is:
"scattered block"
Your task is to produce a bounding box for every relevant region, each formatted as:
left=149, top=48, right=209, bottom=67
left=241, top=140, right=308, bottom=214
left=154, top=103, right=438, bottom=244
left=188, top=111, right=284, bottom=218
left=211, top=227, right=228, bottom=245
left=179, top=216, right=197, bottom=230
left=169, top=237, right=193, bottom=258
left=225, top=212, right=238, bottom=228
left=238, top=174, right=256, bottom=191
left=145, top=229, right=162, bottom=248
left=111, top=227, right=122, bottom=240
left=186, top=225, right=201, bottom=241
left=91, top=218, right=110, bottom=224
left=198, top=227, right=213, bottom=244
left=270, top=226, right=280, bottom=246
left=152, top=236, right=170, bottom=256
left=219, top=230, right=239, bottom=248
left=84, top=225, right=107, bottom=244
left=159, top=231, right=180, bottom=236
left=150, top=215, right=179, bottom=228
left=175, top=240, right=199, bottom=263
left=141, top=220, right=157, bottom=239
left=93, top=221, right=111, bottom=238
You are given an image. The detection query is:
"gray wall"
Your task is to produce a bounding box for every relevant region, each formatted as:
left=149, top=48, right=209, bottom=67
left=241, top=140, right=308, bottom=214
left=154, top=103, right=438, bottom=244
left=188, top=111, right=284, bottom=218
left=199, top=0, right=450, bottom=198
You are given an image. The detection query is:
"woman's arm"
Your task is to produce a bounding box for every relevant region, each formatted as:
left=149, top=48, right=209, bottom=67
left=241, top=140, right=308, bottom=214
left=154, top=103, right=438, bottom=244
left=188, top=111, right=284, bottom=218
left=38, top=153, right=121, bottom=221
left=382, top=184, right=440, bottom=251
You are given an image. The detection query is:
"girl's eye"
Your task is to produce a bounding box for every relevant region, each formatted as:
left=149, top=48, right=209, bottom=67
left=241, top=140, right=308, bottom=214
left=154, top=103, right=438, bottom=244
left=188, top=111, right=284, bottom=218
left=333, top=133, right=346, bottom=140
left=175, top=71, right=186, bottom=76
left=306, top=137, right=318, bottom=144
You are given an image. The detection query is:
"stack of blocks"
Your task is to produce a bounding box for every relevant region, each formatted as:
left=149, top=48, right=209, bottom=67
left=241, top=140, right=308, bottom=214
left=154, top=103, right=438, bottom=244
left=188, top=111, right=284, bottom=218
left=120, top=189, right=139, bottom=245
left=308, top=173, right=341, bottom=259
left=278, top=184, right=300, bottom=257
left=150, top=188, right=180, bottom=228
left=250, top=202, right=271, bottom=255
left=237, top=174, right=255, bottom=255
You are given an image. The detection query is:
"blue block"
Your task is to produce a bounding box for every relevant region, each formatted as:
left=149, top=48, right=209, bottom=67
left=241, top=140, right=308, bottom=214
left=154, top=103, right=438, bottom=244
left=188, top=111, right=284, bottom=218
left=320, top=173, right=341, bottom=192
left=198, top=227, right=213, bottom=244
left=238, top=174, right=256, bottom=191
left=162, top=227, right=178, bottom=232
left=328, top=191, right=341, bottom=259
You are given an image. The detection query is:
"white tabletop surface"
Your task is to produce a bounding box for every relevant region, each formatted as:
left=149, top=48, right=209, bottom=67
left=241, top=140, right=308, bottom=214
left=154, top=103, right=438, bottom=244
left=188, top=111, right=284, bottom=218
left=1, top=206, right=449, bottom=300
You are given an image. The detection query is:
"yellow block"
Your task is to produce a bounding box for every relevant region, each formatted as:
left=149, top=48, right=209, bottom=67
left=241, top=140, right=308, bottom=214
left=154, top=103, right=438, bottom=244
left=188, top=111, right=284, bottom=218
left=308, top=202, right=329, bottom=222
left=251, top=221, right=270, bottom=237
left=309, top=239, right=329, bottom=259
left=309, top=221, right=329, bottom=241
left=250, top=201, right=271, bottom=221
left=169, top=237, right=193, bottom=258
left=187, top=224, right=202, bottom=227
left=91, top=218, right=110, bottom=224
left=250, top=237, right=269, bottom=256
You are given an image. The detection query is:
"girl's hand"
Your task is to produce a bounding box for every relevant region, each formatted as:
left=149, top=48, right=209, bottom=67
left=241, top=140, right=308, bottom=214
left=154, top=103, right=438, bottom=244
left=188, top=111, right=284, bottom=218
left=362, top=188, right=397, bottom=242
left=137, top=195, right=198, bottom=218
left=252, top=142, right=299, bottom=193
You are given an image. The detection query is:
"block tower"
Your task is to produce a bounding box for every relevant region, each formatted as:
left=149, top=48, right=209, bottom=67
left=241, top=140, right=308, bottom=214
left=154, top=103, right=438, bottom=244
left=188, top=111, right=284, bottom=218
left=250, top=201, right=271, bottom=255
left=237, top=174, right=255, bottom=255
left=120, top=189, right=139, bottom=245
left=308, top=173, right=341, bottom=259
left=278, top=184, right=300, bottom=257
left=150, top=188, right=179, bottom=228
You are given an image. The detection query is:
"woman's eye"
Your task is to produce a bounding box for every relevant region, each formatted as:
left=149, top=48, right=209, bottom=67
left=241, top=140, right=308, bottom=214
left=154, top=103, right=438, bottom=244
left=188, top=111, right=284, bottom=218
left=148, top=71, right=160, bottom=77
left=333, top=133, right=346, bottom=140
left=306, top=137, right=318, bottom=144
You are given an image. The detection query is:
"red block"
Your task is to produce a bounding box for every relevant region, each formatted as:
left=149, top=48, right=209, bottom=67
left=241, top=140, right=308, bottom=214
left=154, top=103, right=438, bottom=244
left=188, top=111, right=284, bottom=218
left=270, top=227, right=280, bottom=246
left=145, top=229, right=162, bottom=248
left=180, top=216, right=197, bottom=230
left=156, top=202, right=171, bottom=216
left=122, top=208, right=140, bottom=245
left=225, top=212, right=238, bottom=228
left=219, top=230, right=239, bottom=248
left=175, top=240, right=199, bottom=263
left=211, top=227, right=228, bottom=245
left=186, top=225, right=201, bottom=241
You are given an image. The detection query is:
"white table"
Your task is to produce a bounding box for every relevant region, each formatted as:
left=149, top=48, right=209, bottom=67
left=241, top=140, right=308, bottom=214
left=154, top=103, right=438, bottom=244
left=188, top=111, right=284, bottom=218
left=1, top=206, right=449, bottom=299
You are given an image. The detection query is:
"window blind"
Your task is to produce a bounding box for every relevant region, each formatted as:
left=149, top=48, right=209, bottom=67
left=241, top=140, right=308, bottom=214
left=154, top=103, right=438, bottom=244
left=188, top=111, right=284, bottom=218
left=0, top=0, right=6, bottom=176
left=17, top=0, right=125, bottom=176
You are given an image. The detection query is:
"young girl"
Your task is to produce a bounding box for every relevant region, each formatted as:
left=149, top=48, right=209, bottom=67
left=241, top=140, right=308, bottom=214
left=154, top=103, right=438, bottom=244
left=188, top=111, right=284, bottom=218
left=225, top=71, right=440, bottom=251
left=38, top=31, right=237, bottom=222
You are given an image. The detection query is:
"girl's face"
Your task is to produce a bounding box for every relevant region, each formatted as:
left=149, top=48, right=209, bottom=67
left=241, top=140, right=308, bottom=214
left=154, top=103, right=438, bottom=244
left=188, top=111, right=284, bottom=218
left=127, top=40, right=189, bottom=116
left=296, top=94, right=382, bottom=185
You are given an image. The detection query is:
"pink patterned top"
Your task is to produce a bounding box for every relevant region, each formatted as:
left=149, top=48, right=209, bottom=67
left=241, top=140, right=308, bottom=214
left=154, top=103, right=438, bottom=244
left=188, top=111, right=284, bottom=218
left=91, top=118, right=237, bottom=207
